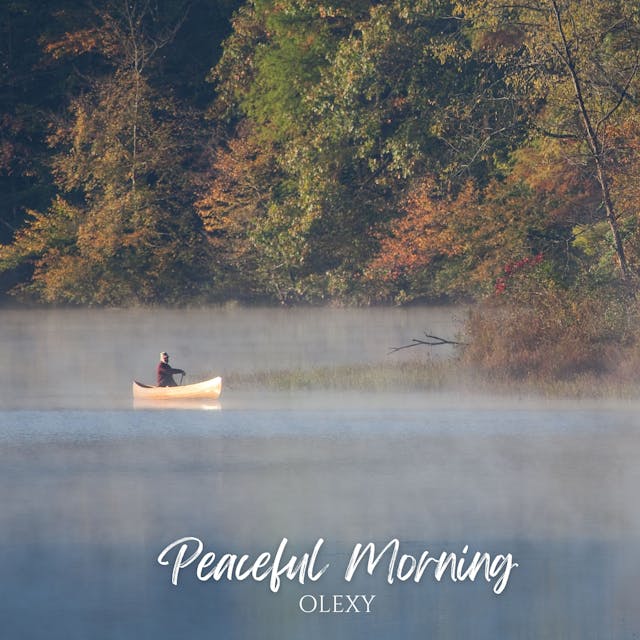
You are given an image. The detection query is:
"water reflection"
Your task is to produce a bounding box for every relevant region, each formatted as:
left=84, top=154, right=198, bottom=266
left=132, top=398, right=222, bottom=411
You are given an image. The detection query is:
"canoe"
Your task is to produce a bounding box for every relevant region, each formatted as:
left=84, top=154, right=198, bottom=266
left=132, top=376, right=222, bottom=400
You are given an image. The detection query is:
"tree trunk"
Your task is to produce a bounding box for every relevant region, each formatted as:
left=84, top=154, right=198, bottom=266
left=594, top=159, right=629, bottom=278
left=550, top=0, right=629, bottom=279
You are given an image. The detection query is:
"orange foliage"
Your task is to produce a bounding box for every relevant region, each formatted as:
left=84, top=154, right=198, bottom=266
left=507, top=140, right=599, bottom=225
left=43, top=28, right=103, bottom=59
left=366, top=155, right=581, bottom=299
left=196, top=122, right=277, bottom=251
left=609, top=114, right=640, bottom=270
left=368, top=177, right=479, bottom=281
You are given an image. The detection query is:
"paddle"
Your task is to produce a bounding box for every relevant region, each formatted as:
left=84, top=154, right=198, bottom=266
left=179, top=372, right=185, bottom=386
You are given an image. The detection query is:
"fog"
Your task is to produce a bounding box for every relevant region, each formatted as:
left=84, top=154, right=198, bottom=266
left=2, top=307, right=639, bottom=546
left=4, top=305, right=639, bottom=411
left=1, top=306, right=462, bottom=409
left=2, top=422, right=638, bottom=544
left=1, top=306, right=639, bottom=639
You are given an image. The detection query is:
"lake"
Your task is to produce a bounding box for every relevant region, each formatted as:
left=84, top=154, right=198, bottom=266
left=1, top=307, right=638, bottom=639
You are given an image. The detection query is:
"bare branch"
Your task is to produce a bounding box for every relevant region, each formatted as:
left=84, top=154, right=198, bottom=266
left=389, top=332, right=468, bottom=353
left=532, top=125, right=580, bottom=140
left=595, top=55, right=640, bottom=132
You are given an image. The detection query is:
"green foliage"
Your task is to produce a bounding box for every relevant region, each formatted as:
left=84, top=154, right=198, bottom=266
left=204, top=0, right=520, bottom=302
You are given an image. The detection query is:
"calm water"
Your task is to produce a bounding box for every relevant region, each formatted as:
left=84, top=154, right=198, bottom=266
left=1, top=308, right=639, bottom=639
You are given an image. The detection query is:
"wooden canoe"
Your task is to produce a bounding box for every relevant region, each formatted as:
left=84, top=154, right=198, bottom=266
left=132, top=376, right=222, bottom=400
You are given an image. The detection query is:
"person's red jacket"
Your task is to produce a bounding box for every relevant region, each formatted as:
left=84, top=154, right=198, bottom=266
left=157, top=361, right=185, bottom=387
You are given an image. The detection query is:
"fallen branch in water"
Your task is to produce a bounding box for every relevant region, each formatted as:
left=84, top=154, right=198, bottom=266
left=390, top=333, right=468, bottom=353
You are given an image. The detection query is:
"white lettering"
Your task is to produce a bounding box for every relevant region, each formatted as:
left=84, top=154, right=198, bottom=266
left=298, top=594, right=377, bottom=613
left=157, top=536, right=204, bottom=586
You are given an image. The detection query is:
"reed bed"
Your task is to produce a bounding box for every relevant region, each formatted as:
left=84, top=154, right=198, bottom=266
left=222, top=359, right=640, bottom=400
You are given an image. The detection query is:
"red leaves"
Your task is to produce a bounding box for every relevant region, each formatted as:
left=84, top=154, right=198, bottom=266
left=504, top=252, right=543, bottom=275
left=495, top=253, right=544, bottom=294
left=494, top=277, right=507, bottom=294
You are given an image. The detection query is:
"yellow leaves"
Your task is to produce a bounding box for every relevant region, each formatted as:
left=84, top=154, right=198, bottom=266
left=32, top=253, right=90, bottom=304
left=572, top=222, right=610, bottom=257
left=0, top=197, right=80, bottom=288
left=43, top=28, right=101, bottom=59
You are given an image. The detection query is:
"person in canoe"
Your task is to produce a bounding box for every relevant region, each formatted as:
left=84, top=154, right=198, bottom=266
left=157, top=352, right=186, bottom=387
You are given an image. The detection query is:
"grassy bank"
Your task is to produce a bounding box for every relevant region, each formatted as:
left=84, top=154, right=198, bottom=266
left=225, top=360, right=455, bottom=393
left=223, top=358, right=640, bottom=400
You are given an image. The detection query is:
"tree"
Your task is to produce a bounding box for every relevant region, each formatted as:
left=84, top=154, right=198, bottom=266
left=457, top=0, right=640, bottom=280
left=1, top=0, right=214, bottom=304
left=365, top=178, right=478, bottom=301
left=366, top=167, right=569, bottom=302
left=204, top=0, right=519, bottom=302
left=203, top=0, right=373, bottom=301
left=196, top=120, right=311, bottom=302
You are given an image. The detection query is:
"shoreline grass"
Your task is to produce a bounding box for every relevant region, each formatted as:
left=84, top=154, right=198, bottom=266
left=222, top=359, right=640, bottom=400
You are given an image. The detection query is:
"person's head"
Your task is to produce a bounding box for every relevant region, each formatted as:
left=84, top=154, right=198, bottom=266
left=160, top=351, right=169, bottom=363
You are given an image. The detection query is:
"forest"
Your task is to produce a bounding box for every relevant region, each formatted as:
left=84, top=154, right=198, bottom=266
left=2, top=0, right=640, bottom=381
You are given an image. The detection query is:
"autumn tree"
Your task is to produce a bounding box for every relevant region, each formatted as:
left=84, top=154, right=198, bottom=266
left=457, top=0, right=640, bottom=280
left=366, top=178, right=481, bottom=302
left=365, top=162, right=579, bottom=303
left=196, top=120, right=311, bottom=302
left=0, top=0, right=215, bottom=304
left=202, top=0, right=373, bottom=302
left=203, top=0, right=517, bottom=302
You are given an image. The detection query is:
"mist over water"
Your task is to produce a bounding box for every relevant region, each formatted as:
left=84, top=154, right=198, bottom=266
left=2, top=306, right=460, bottom=410
left=1, top=307, right=639, bottom=639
